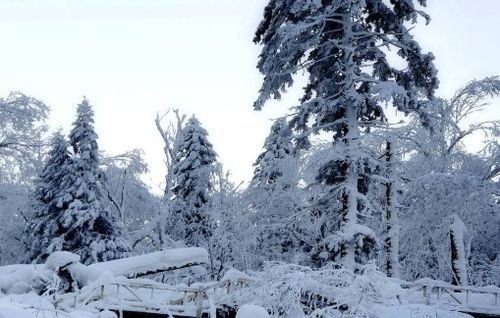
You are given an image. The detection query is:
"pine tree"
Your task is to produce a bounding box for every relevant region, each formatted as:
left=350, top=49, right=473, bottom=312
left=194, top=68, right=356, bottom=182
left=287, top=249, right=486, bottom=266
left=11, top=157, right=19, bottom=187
left=248, top=118, right=300, bottom=263
left=26, top=132, right=72, bottom=263
left=254, top=0, right=438, bottom=268
left=54, top=98, right=130, bottom=264
left=169, top=116, right=218, bottom=247
left=251, top=118, right=296, bottom=190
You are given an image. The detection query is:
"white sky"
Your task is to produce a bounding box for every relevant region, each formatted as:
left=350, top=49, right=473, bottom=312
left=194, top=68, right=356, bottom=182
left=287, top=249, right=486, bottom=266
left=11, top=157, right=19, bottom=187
left=0, top=0, right=499, bottom=193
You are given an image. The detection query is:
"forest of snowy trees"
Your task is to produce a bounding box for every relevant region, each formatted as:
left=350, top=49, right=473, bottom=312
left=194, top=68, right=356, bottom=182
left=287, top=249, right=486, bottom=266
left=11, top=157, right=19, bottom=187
left=0, top=0, right=498, bottom=309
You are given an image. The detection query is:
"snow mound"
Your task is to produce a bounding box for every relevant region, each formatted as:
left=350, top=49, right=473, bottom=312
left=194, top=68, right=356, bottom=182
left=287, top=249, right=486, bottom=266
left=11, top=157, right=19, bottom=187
left=0, top=265, right=51, bottom=294
left=98, top=310, right=117, bottom=318
left=68, top=262, right=114, bottom=289
left=236, top=304, right=269, bottom=318
left=45, top=251, right=81, bottom=271
left=0, top=294, right=97, bottom=318
left=0, top=303, right=32, bottom=318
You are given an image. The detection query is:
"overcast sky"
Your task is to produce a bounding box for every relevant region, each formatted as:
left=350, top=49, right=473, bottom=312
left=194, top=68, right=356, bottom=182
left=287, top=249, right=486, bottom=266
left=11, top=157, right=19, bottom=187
left=0, top=0, right=499, bottom=193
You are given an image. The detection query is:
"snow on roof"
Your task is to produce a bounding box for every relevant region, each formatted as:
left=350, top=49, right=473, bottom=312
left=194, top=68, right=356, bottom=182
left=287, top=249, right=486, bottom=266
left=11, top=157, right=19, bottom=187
left=0, top=247, right=209, bottom=295
left=89, top=247, right=209, bottom=278
left=220, top=268, right=254, bottom=283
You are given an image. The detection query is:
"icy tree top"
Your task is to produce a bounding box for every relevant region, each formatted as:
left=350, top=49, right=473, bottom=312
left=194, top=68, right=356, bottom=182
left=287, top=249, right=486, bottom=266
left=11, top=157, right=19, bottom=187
left=251, top=117, right=296, bottom=189
left=254, top=0, right=439, bottom=146
left=69, top=98, right=99, bottom=165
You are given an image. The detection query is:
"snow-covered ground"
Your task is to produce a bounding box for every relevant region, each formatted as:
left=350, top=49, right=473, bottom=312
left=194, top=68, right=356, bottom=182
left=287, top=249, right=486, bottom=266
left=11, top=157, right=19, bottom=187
left=0, top=250, right=498, bottom=318
left=0, top=294, right=97, bottom=318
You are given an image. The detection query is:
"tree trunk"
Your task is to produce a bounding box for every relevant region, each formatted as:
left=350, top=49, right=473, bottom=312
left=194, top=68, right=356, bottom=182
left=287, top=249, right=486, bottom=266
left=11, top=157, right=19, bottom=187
left=383, top=140, right=400, bottom=278
left=450, top=215, right=468, bottom=286
left=339, top=15, right=362, bottom=269
left=339, top=98, right=361, bottom=269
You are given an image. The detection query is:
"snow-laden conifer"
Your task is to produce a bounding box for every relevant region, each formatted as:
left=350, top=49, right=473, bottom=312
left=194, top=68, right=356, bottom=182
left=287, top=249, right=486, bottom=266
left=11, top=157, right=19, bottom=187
left=251, top=118, right=297, bottom=190
left=254, top=0, right=438, bottom=268
left=169, top=116, right=218, bottom=247
left=247, top=118, right=300, bottom=264
left=53, top=99, right=130, bottom=264
left=26, top=132, right=71, bottom=263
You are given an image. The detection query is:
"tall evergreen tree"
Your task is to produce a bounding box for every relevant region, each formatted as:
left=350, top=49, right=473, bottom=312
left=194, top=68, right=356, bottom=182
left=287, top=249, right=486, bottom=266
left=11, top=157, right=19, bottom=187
left=254, top=0, right=438, bottom=268
left=26, top=132, right=72, bottom=263
left=251, top=118, right=296, bottom=189
left=248, top=118, right=300, bottom=264
left=53, top=99, right=130, bottom=264
left=169, top=116, right=218, bottom=247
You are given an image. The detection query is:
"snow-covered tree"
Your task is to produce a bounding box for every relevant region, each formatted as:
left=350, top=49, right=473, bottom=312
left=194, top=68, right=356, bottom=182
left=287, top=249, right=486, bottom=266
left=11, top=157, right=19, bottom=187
left=254, top=0, right=438, bottom=268
left=400, top=76, right=500, bottom=179
left=102, top=149, right=161, bottom=253
left=127, top=108, right=188, bottom=249
left=155, top=109, right=187, bottom=201
left=0, top=91, right=48, bottom=184
left=208, top=167, right=253, bottom=278
left=250, top=118, right=297, bottom=190
left=398, top=77, right=500, bottom=285
left=0, top=183, right=31, bottom=265
left=25, top=132, right=72, bottom=263
left=0, top=92, right=49, bottom=264
left=351, top=130, right=405, bottom=278
left=46, top=99, right=130, bottom=264
left=169, top=116, right=218, bottom=248
left=247, top=118, right=301, bottom=265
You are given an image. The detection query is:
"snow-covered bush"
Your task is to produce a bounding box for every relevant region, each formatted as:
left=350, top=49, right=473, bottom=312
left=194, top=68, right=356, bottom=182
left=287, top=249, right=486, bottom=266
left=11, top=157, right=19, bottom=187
left=221, top=262, right=473, bottom=318
left=0, top=183, right=30, bottom=265
left=222, top=262, right=402, bottom=318
left=237, top=304, right=269, bottom=318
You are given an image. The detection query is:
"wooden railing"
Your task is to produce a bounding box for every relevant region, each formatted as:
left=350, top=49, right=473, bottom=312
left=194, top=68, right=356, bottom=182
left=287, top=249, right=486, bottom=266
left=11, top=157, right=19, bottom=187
left=55, top=277, right=499, bottom=317
left=401, top=281, right=500, bottom=313
left=60, top=277, right=252, bottom=318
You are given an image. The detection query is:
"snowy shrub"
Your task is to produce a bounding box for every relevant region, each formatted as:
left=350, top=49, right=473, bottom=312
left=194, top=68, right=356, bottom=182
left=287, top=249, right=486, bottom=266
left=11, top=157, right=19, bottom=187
left=222, top=262, right=408, bottom=318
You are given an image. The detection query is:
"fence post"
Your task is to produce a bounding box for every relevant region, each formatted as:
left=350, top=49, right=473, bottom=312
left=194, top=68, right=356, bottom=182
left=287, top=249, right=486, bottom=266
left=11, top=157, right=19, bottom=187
left=117, top=285, right=123, bottom=318
left=196, top=289, right=203, bottom=318
left=101, top=284, right=108, bottom=311
left=423, top=286, right=431, bottom=305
